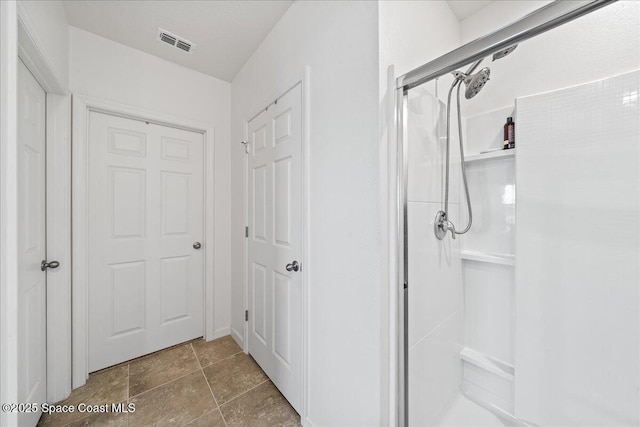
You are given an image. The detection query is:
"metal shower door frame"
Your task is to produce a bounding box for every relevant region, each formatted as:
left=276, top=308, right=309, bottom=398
left=393, top=1, right=616, bottom=425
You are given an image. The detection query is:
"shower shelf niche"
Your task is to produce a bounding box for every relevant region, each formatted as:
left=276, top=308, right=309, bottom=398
left=464, top=149, right=515, bottom=163
left=460, top=250, right=514, bottom=266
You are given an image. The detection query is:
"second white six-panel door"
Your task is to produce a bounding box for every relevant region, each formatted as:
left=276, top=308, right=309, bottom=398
left=88, top=112, right=204, bottom=371
left=17, top=59, right=47, bottom=427
left=248, top=83, right=303, bottom=413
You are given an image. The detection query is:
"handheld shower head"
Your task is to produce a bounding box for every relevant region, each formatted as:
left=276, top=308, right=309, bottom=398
left=449, top=44, right=517, bottom=99
left=452, top=67, right=491, bottom=99
left=463, top=67, right=491, bottom=99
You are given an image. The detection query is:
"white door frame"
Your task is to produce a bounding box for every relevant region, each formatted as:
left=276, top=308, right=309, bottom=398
left=1, top=3, right=72, bottom=424
left=242, top=68, right=310, bottom=423
left=72, top=94, right=216, bottom=388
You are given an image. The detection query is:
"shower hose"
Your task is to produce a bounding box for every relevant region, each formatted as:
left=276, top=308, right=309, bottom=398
left=443, top=78, right=473, bottom=235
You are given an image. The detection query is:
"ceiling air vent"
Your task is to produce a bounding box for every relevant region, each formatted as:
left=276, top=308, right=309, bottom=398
left=176, top=40, right=192, bottom=53
left=158, top=31, right=177, bottom=46
left=156, top=28, right=195, bottom=54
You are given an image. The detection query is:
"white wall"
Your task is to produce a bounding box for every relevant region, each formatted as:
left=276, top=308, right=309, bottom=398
left=18, top=0, right=69, bottom=91
left=1, top=3, right=21, bottom=426
left=69, top=26, right=232, bottom=338
left=379, top=0, right=460, bottom=92
left=460, top=1, right=551, bottom=45
left=230, top=1, right=381, bottom=424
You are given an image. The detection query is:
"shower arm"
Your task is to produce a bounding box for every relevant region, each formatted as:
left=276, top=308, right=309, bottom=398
left=466, top=59, right=484, bottom=75
left=451, top=58, right=485, bottom=86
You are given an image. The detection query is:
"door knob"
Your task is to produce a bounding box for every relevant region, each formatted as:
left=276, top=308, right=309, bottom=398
left=41, top=260, right=60, bottom=271
left=285, top=261, right=299, bottom=272
left=193, top=242, right=202, bottom=249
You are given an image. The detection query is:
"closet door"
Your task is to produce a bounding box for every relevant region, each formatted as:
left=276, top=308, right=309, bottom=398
left=88, top=112, right=204, bottom=371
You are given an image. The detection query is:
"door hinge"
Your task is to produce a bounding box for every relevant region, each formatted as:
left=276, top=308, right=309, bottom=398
left=245, top=310, right=249, bottom=321
left=245, top=226, right=249, bottom=238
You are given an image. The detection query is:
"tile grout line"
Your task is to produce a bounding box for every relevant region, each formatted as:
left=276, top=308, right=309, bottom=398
left=198, top=350, right=244, bottom=371
left=127, top=341, right=240, bottom=399
left=128, top=344, right=206, bottom=399
left=191, top=341, right=205, bottom=368
left=218, top=407, right=229, bottom=427
left=191, top=343, right=219, bottom=407
left=190, top=339, right=243, bottom=427
left=218, top=378, right=271, bottom=409
left=191, top=343, right=227, bottom=427
left=128, top=365, right=204, bottom=400
left=49, top=364, right=132, bottom=427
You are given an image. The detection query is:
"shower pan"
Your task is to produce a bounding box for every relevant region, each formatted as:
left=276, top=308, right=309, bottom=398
left=395, top=1, right=639, bottom=426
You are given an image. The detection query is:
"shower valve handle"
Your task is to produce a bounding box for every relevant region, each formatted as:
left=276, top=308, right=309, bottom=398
left=434, top=211, right=456, bottom=240
left=445, top=221, right=456, bottom=239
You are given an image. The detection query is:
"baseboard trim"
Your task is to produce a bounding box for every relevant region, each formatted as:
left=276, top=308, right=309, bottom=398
left=212, top=327, right=230, bottom=340
left=230, top=327, right=245, bottom=350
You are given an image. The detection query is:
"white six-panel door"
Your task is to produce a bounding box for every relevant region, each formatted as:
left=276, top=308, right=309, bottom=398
left=248, top=84, right=303, bottom=413
left=88, top=112, right=204, bottom=371
left=17, top=60, right=47, bottom=427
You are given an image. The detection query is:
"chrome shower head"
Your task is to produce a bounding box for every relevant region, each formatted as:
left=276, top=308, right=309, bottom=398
left=450, top=44, right=518, bottom=100
left=463, top=67, right=491, bottom=99
left=492, top=44, right=518, bottom=61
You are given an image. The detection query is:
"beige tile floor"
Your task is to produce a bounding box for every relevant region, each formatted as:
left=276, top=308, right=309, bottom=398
left=38, top=336, right=300, bottom=427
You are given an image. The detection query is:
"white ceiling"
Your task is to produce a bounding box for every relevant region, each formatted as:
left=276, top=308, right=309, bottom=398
left=63, top=0, right=293, bottom=82
left=447, top=0, right=494, bottom=21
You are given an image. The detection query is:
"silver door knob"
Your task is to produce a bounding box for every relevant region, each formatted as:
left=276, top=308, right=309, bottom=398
left=41, top=260, right=60, bottom=271
left=285, top=261, right=299, bottom=272
left=193, top=242, right=201, bottom=249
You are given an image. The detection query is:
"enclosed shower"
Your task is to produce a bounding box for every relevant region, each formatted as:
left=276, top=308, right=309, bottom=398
left=397, top=1, right=640, bottom=426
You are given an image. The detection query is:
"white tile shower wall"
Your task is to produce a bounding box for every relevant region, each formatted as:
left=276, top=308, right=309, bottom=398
left=461, top=380, right=512, bottom=419
left=408, top=202, right=461, bottom=348
left=461, top=158, right=516, bottom=256
left=409, top=311, right=462, bottom=426
left=514, top=70, right=639, bottom=426
left=435, top=390, right=507, bottom=427
left=463, top=365, right=513, bottom=412
left=408, top=87, right=460, bottom=205
left=462, top=261, right=514, bottom=364
left=407, top=86, right=464, bottom=426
